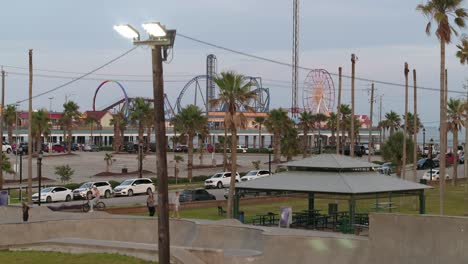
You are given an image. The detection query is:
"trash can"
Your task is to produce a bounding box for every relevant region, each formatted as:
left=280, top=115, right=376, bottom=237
left=238, top=211, right=245, bottom=223
left=419, top=179, right=428, bottom=185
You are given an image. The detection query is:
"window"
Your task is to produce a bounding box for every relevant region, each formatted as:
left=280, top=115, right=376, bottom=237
left=195, top=190, right=205, bottom=195
left=55, top=187, right=66, bottom=192
left=142, top=179, right=152, bottom=184
left=224, top=173, right=231, bottom=177
left=134, top=180, right=142, bottom=185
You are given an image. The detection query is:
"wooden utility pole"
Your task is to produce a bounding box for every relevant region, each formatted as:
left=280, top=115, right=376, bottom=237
left=350, top=54, right=356, bottom=157
left=336, top=67, right=342, bottom=155
left=402, top=62, right=409, bottom=179
left=380, top=95, right=383, bottom=143
left=412, top=69, right=418, bottom=183
left=27, top=50, right=33, bottom=204
left=0, top=69, right=4, bottom=190
left=368, top=83, right=374, bottom=162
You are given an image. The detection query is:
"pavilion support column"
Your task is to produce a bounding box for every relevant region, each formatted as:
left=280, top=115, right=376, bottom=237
left=233, top=189, right=240, bottom=219
left=349, top=195, right=356, bottom=229
left=245, top=136, right=249, bottom=148
left=308, top=192, right=315, bottom=212
left=419, top=190, right=426, bottom=214
left=253, top=136, right=257, bottom=149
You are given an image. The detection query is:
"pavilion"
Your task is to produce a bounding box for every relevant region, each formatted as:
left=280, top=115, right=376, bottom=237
left=233, top=154, right=432, bottom=227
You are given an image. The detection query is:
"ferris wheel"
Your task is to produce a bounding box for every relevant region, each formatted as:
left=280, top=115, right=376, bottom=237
left=303, top=69, right=335, bottom=114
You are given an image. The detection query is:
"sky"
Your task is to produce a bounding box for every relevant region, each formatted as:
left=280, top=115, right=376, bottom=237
left=0, top=0, right=467, bottom=127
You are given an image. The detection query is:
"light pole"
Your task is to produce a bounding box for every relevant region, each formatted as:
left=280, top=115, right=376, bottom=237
left=423, top=128, right=426, bottom=156
left=48, top=97, right=54, bottom=150
left=268, top=148, right=272, bottom=173
left=139, top=142, right=143, bottom=178
left=14, top=102, right=20, bottom=181
left=19, top=147, right=23, bottom=201
left=114, top=22, right=176, bottom=264
left=319, top=137, right=322, bottom=154
left=37, top=151, right=43, bottom=206
left=429, top=138, right=434, bottom=181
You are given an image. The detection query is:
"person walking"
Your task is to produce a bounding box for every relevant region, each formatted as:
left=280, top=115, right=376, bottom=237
left=89, top=185, right=100, bottom=213
left=147, top=190, right=156, bottom=217
left=171, top=191, right=181, bottom=219
left=22, top=202, right=30, bottom=222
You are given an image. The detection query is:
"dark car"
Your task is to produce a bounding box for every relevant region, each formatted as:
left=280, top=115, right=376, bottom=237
left=13, top=142, right=29, bottom=155
left=179, top=189, right=216, bottom=202
left=174, top=145, right=188, bottom=152
left=339, top=145, right=365, bottom=157
left=417, top=158, right=437, bottom=170
left=52, top=144, right=66, bottom=153
left=149, top=142, right=156, bottom=152
left=62, top=142, right=78, bottom=151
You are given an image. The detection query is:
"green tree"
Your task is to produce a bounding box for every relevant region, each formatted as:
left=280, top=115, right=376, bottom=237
left=110, top=110, right=126, bottom=152
left=281, top=125, right=300, bottom=161
left=211, top=71, right=257, bottom=218
left=3, top=105, right=17, bottom=144
left=62, top=101, right=81, bottom=153
left=402, top=112, right=423, bottom=136
left=172, top=105, right=208, bottom=183
left=298, top=111, right=315, bottom=158
left=327, top=112, right=338, bottom=146
left=1, top=153, right=14, bottom=175
left=385, top=111, right=401, bottom=137
left=54, top=165, right=74, bottom=183
left=456, top=34, right=468, bottom=64
left=339, top=104, right=352, bottom=149
left=417, top=0, right=467, bottom=215
left=104, top=153, right=113, bottom=173
left=265, top=108, right=290, bottom=163
left=382, top=131, right=414, bottom=177
left=84, top=115, right=98, bottom=145
left=129, top=98, right=151, bottom=156
left=252, top=160, right=261, bottom=170
left=447, top=98, right=464, bottom=185
left=32, top=109, right=51, bottom=154
left=253, top=116, right=265, bottom=149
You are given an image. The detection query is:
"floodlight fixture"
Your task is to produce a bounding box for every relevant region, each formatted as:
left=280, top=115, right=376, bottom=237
left=142, top=22, right=167, bottom=37
left=113, top=24, right=140, bottom=40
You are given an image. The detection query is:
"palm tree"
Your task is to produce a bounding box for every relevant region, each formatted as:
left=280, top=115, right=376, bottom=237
left=172, top=105, right=208, bottom=183
left=110, top=110, right=126, bottom=152
left=417, top=0, right=467, bottom=215
left=84, top=115, right=98, bottom=145
left=253, top=116, right=265, bottom=149
left=378, top=120, right=389, bottom=142
left=402, top=112, right=423, bottom=136
left=129, top=98, right=151, bottom=149
left=281, top=124, right=300, bottom=161
left=327, top=112, right=338, bottom=146
left=385, top=111, right=401, bottom=137
left=3, top=105, right=17, bottom=144
left=339, top=104, right=352, bottom=150
left=211, top=71, right=257, bottom=218
left=315, top=113, right=328, bottom=148
left=145, top=106, right=155, bottom=153
left=456, top=34, right=468, bottom=64
left=265, top=108, right=290, bottom=162
left=298, top=111, right=315, bottom=158
left=62, top=101, right=80, bottom=153
left=31, top=109, right=51, bottom=154
left=447, top=98, right=464, bottom=185
left=104, top=153, right=113, bottom=173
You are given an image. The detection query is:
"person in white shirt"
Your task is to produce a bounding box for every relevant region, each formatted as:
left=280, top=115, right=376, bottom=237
left=89, top=185, right=100, bottom=212
left=171, top=191, right=180, bottom=219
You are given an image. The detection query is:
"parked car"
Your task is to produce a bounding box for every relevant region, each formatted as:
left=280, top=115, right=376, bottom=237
left=417, top=158, right=437, bottom=170
left=179, top=189, right=216, bottom=202
left=72, top=181, right=113, bottom=200
left=339, top=145, right=365, bottom=157
left=422, top=169, right=450, bottom=181
left=204, top=172, right=241, bottom=189
left=62, top=142, right=78, bottom=151
left=149, top=142, right=156, bottom=152
left=174, top=145, right=188, bottom=152
left=32, top=186, right=73, bottom=203
left=2, top=142, right=12, bottom=154
left=241, top=170, right=272, bottom=181
left=376, top=162, right=395, bottom=175
left=434, top=153, right=459, bottom=165
left=83, top=144, right=99, bottom=152
left=13, top=142, right=28, bottom=155
left=113, top=178, right=155, bottom=197
left=52, top=144, right=66, bottom=153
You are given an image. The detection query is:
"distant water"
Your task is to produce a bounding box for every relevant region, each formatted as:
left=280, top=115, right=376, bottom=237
left=417, top=126, right=466, bottom=147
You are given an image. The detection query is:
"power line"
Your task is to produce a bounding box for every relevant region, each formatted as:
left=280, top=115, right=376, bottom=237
left=178, top=33, right=466, bottom=95
left=15, top=47, right=139, bottom=103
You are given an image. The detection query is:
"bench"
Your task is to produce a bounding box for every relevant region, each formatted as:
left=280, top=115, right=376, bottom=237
left=217, top=206, right=226, bottom=216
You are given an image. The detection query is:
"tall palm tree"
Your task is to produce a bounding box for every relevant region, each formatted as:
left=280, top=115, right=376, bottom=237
left=456, top=34, right=468, bottom=64
left=31, top=109, right=51, bottom=154
left=339, top=104, right=352, bottom=150
left=110, top=110, right=126, bottom=152
left=378, top=120, right=390, bottom=142
left=265, top=108, right=290, bottom=162
left=172, top=105, right=208, bottom=183
left=298, top=111, right=315, bottom=158
left=327, top=112, right=338, bottom=146
left=402, top=112, right=423, bottom=136
left=104, top=153, right=113, bottom=173
left=129, top=98, right=151, bottom=148
left=62, top=101, right=80, bottom=153
left=385, top=111, right=401, bottom=137
left=417, top=0, right=467, bottom=215
left=211, top=71, right=256, bottom=218
left=84, top=115, right=98, bottom=145
left=281, top=124, right=300, bottom=161
left=447, top=98, right=464, bottom=185
left=3, top=105, right=17, bottom=144
left=253, top=116, right=265, bottom=149
left=315, top=113, right=328, bottom=147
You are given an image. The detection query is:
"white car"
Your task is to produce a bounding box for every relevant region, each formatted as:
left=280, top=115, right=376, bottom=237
left=241, top=170, right=272, bottom=181
left=114, top=178, right=155, bottom=196
left=205, top=172, right=241, bottom=189
left=2, top=142, right=12, bottom=154
left=72, top=181, right=113, bottom=200
left=422, top=169, right=450, bottom=181
left=32, top=186, right=73, bottom=203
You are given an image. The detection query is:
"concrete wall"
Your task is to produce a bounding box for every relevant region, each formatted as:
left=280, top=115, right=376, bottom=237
left=369, top=213, right=468, bottom=264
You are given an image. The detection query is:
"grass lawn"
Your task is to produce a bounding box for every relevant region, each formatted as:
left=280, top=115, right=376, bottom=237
left=131, top=183, right=468, bottom=222
left=0, top=251, right=156, bottom=264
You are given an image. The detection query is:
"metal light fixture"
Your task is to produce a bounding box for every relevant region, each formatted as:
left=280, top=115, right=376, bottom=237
left=37, top=151, right=43, bottom=206
left=113, top=24, right=140, bottom=40
left=142, top=22, right=167, bottom=37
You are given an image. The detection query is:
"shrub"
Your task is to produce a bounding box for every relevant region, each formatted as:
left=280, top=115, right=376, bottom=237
left=108, top=180, right=121, bottom=188
left=99, top=146, right=114, bottom=151
left=54, top=165, right=74, bottom=183
left=64, top=182, right=82, bottom=190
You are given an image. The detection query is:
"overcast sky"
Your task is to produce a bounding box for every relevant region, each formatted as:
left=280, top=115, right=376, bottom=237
left=0, top=0, right=467, bottom=126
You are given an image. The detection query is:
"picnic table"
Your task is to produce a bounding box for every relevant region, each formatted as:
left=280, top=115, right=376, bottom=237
left=253, top=212, right=278, bottom=226
left=373, top=202, right=397, bottom=212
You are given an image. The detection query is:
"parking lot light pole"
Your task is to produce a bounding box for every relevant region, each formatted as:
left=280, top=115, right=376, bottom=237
left=19, top=147, right=23, bottom=201
left=37, top=151, right=43, bottom=206
left=429, top=138, right=434, bottom=181
left=114, top=22, right=176, bottom=264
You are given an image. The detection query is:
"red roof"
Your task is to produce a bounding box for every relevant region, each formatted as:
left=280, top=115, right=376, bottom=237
left=19, top=112, right=62, bottom=119
left=84, top=111, right=109, bottom=120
